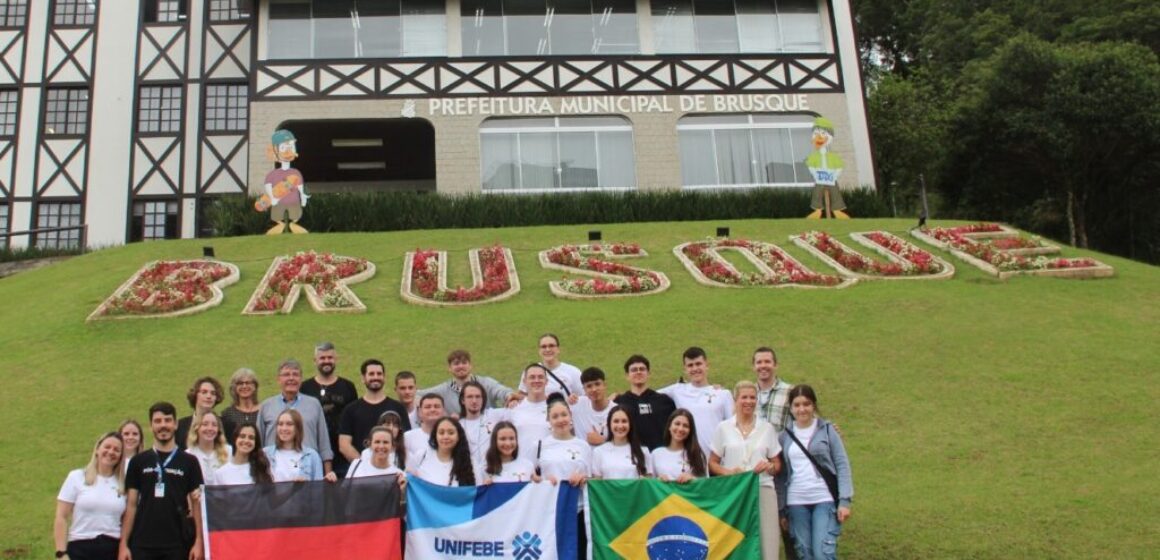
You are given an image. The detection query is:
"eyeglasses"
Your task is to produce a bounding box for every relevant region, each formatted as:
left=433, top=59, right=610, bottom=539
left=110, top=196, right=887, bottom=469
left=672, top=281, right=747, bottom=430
left=236, top=381, right=256, bottom=386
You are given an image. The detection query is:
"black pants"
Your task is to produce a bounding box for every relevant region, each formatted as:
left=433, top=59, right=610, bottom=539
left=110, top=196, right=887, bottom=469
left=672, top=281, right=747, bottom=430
left=129, top=547, right=188, bottom=560
left=66, top=535, right=118, bottom=560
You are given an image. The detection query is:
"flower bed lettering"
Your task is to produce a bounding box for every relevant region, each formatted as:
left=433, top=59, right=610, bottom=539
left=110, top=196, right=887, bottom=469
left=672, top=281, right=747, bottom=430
left=911, top=224, right=1114, bottom=279
left=792, top=230, right=954, bottom=280
left=243, top=251, right=374, bottom=315
left=539, top=242, right=670, bottom=299
left=674, top=238, right=853, bottom=289
left=401, top=245, right=520, bottom=306
left=88, top=260, right=240, bottom=321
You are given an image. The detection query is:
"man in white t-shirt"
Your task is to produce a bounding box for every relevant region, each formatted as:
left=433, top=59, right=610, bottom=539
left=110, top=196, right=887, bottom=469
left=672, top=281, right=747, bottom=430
left=659, top=347, right=734, bottom=455
left=571, top=367, right=614, bottom=446
left=404, top=393, right=445, bottom=470
left=517, top=334, right=583, bottom=401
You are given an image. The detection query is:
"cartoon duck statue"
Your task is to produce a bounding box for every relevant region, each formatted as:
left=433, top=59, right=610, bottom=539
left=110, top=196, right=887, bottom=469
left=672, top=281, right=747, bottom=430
left=254, top=129, right=310, bottom=234
left=805, top=117, right=849, bottom=219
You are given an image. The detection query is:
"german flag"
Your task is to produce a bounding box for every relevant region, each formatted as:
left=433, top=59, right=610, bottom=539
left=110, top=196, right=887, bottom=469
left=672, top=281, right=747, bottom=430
left=204, top=476, right=402, bottom=560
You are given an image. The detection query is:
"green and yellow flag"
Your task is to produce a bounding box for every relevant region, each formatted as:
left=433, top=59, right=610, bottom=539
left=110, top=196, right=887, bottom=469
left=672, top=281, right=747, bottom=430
left=588, top=473, right=761, bottom=560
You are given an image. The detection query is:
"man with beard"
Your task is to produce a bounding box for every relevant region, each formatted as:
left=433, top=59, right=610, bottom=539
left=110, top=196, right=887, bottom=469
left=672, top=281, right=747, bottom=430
left=338, top=358, right=411, bottom=464
left=300, top=342, right=359, bottom=477
left=257, top=359, right=334, bottom=476
left=120, top=402, right=205, bottom=560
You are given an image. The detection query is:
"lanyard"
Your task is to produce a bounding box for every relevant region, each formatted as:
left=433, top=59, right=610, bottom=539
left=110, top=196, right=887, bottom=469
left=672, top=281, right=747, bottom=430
left=155, top=448, right=178, bottom=481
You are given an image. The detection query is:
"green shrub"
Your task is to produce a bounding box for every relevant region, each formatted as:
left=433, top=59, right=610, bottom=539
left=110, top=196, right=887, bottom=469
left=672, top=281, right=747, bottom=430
left=203, top=188, right=889, bottom=236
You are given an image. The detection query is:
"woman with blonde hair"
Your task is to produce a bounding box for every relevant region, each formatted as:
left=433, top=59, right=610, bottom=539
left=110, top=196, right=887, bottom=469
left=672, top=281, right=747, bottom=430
left=710, top=380, right=783, bottom=559
left=117, top=420, right=143, bottom=474
left=186, top=411, right=232, bottom=485
left=221, top=368, right=260, bottom=445
left=53, top=432, right=126, bottom=560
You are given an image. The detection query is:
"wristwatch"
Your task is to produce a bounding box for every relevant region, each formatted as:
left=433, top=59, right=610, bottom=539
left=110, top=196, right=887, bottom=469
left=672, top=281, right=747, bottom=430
left=55, top=551, right=67, bottom=559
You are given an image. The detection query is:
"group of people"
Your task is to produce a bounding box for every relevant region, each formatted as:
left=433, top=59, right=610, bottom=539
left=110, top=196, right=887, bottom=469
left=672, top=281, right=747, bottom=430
left=53, top=335, right=854, bottom=560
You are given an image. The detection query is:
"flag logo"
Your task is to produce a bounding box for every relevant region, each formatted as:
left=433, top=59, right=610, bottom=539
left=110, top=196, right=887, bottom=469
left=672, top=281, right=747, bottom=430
left=589, top=473, right=761, bottom=560
left=608, top=494, right=744, bottom=560
left=512, top=531, right=543, bottom=560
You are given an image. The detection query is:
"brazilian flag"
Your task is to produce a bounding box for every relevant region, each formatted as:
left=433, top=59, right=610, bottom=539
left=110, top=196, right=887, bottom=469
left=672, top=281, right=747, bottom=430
left=588, top=472, right=761, bottom=560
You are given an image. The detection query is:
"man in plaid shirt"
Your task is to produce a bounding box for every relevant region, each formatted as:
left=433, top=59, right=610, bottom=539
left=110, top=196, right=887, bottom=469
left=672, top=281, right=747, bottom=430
left=753, top=346, right=793, bottom=432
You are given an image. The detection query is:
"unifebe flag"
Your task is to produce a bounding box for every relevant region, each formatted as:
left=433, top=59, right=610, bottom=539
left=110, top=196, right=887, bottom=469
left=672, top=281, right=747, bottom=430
left=588, top=472, right=761, bottom=560
left=406, top=475, right=581, bottom=559
left=203, top=476, right=403, bottom=560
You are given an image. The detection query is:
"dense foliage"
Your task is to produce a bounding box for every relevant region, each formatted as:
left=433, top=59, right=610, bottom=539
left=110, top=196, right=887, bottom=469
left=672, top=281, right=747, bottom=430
left=203, top=189, right=890, bottom=237
left=856, top=0, right=1160, bottom=263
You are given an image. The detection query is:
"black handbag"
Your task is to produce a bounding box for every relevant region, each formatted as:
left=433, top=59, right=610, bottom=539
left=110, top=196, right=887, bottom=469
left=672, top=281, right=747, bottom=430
left=786, top=427, right=840, bottom=503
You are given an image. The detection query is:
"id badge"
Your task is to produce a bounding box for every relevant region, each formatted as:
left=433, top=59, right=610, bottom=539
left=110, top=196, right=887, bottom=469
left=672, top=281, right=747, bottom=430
left=154, top=482, right=166, bottom=498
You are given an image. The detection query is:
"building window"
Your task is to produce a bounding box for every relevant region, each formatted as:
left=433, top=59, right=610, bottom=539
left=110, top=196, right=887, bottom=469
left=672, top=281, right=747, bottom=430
left=131, top=200, right=179, bottom=241
left=0, top=0, right=27, bottom=28
left=35, top=202, right=82, bottom=249
left=651, top=0, right=823, bottom=54
left=269, top=0, right=446, bottom=59
left=481, top=116, right=635, bottom=191
left=53, top=0, right=97, bottom=26
left=144, top=0, right=187, bottom=23
left=44, top=88, right=89, bottom=136
left=0, top=202, right=8, bottom=236
left=209, top=0, right=248, bottom=21
left=677, top=114, right=814, bottom=188
left=137, top=86, right=183, bottom=133
left=204, top=83, right=248, bottom=132
left=0, top=90, right=16, bottom=137
left=462, top=0, right=638, bottom=56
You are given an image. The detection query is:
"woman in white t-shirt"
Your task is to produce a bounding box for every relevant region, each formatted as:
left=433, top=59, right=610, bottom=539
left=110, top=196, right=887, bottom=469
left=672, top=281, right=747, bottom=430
left=479, top=421, right=538, bottom=483
left=535, top=394, right=592, bottom=557
left=710, top=381, right=783, bottom=560
left=53, top=432, right=126, bottom=560
left=213, top=424, right=273, bottom=486
left=262, top=409, right=333, bottom=482
left=359, top=410, right=406, bottom=469
left=118, top=419, right=143, bottom=476
left=651, top=408, right=708, bottom=483
left=409, top=417, right=476, bottom=487
left=348, top=427, right=409, bottom=487
left=185, top=411, right=232, bottom=486
left=592, top=405, right=652, bottom=480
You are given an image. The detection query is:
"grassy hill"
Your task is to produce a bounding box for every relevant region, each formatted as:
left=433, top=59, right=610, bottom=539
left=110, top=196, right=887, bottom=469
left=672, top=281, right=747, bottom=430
left=1, top=218, right=1157, bottom=558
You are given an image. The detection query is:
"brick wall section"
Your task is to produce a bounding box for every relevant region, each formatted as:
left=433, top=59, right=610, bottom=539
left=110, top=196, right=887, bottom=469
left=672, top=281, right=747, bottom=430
left=249, top=93, right=860, bottom=196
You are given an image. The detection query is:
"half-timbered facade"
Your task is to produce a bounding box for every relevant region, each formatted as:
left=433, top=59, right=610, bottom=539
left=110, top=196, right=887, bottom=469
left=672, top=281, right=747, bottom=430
left=2, top=0, right=873, bottom=247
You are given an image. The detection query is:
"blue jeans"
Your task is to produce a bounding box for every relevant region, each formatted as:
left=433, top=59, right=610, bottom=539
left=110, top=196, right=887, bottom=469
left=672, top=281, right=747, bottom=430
left=787, top=502, right=842, bottom=560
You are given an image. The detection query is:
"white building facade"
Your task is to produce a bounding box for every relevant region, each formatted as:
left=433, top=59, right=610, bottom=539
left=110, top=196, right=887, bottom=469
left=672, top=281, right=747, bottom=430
left=0, top=0, right=874, bottom=248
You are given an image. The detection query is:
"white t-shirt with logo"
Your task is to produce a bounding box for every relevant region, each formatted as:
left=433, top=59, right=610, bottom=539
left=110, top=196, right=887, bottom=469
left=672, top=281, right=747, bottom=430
left=404, top=428, right=431, bottom=471
left=502, top=399, right=550, bottom=459
left=571, top=397, right=613, bottom=447
left=592, top=442, right=652, bottom=480
left=660, top=382, right=734, bottom=454
left=478, top=457, right=537, bottom=484
left=348, top=458, right=402, bottom=479
left=649, top=447, right=705, bottom=481
left=271, top=449, right=304, bottom=482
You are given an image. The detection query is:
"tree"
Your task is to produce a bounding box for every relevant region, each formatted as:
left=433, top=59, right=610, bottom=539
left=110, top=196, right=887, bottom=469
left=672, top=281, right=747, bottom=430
left=941, top=35, right=1160, bottom=254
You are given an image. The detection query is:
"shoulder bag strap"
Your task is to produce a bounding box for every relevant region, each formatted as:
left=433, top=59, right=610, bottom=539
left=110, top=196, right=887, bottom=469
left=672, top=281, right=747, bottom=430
left=543, top=367, right=571, bottom=396
left=786, top=428, right=839, bottom=502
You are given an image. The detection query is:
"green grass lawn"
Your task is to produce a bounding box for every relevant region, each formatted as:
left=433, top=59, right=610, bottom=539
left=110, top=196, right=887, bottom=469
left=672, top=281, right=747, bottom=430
left=1, top=218, right=1157, bottom=558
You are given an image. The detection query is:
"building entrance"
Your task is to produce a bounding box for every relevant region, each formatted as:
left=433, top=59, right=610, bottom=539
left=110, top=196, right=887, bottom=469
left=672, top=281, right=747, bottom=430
left=276, top=118, right=435, bottom=193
